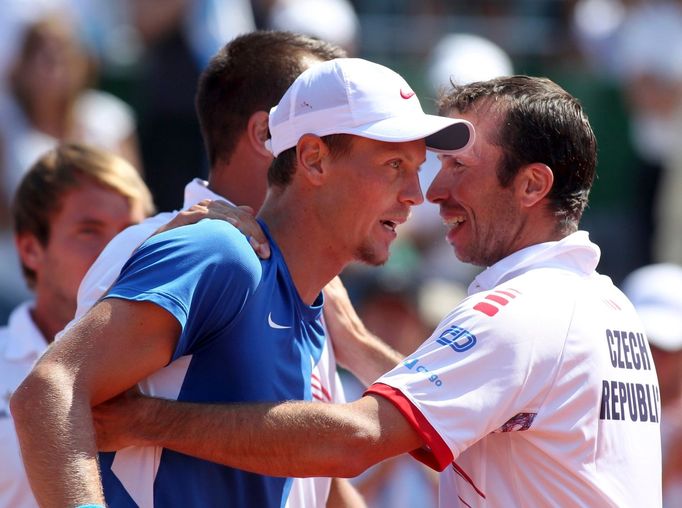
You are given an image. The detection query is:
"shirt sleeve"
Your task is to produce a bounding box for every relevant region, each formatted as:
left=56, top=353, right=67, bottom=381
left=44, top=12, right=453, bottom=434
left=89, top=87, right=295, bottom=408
left=105, top=219, right=262, bottom=359
left=367, top=286, right=572, bottom=469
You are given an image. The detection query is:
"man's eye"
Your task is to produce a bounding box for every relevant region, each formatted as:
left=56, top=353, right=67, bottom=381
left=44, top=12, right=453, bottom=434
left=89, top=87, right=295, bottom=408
left=439, top=155, right=463, bottom=168
left=77, top=227, right=101, bottom=236
left=389, top=160, right=401, bottom=169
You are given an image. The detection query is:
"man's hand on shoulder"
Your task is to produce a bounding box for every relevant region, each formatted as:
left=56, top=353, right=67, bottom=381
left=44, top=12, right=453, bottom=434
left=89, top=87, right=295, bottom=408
left=155, top=199, right=271, bottom=258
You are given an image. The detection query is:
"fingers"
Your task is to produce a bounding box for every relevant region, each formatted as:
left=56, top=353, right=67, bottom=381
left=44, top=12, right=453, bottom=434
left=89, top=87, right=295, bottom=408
left=247, top=235, right=271, bottom=260
left=237, top=205, right=256, bottom=215
left=153, top=199, right=272, bottom=258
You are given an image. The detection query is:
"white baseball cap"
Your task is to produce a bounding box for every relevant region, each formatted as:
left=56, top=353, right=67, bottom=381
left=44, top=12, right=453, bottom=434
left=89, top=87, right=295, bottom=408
left=266, top=58, right=475, bottom=157
left=621, top=263, right=682, bottom=352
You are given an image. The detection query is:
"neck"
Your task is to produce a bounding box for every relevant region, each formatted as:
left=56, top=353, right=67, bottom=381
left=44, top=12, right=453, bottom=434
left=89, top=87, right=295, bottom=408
left=30, top=298, right=72, bottom=344
left=510, top=213, right=572, bottom=255
left=207, top=140, right=269, bottom=210
left=25, top=96, right=71, bottom=139
left=258, top=191, right=347, bottom=305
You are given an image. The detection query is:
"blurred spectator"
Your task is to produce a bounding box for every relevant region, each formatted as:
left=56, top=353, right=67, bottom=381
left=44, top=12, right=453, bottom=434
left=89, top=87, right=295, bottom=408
left=574, top=0, right=682, bottom=272
left=0, top=143, right=152, bottom=508
left=0, top=14, right=141, bottom=207
left=653, top=76, right=682, bottom=263
left=267, top=0, right=360, bottom=55
left=571, top=0, right=628, bottom=76
left=426, top=33, right=513, bottom=93
left=128, top=0, right=256, bottom=212
left=618, top=0, right=682, bottom=274
left=0, top=13, right=141, bottom=322
left=622, top=263, right=682, bottom=507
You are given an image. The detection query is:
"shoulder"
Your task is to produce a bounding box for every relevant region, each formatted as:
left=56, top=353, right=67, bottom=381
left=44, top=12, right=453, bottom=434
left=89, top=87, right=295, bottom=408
left=146, top=218, right=252, bottom=256
left=124, top=218, right=262, bottom=288
left=82, top=212, right=177, bottom=286
left=439, top=271, right=583, bottom=349
left=100, top=212, right=176, bottom=261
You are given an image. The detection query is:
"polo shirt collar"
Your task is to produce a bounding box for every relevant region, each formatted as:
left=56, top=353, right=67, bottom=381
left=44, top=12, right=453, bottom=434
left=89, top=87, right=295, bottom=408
left=468, top=231, right=601, bottom=295
left=3, top=301, right=48, bottom=361
left=183, top=178, right=232, bottom=207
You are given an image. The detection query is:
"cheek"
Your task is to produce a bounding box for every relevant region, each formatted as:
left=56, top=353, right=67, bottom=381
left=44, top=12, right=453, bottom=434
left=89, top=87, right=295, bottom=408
left=50, top=237, right=104, bottom=280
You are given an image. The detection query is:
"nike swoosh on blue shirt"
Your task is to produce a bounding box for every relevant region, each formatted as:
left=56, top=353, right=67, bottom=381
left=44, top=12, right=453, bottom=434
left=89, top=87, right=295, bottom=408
left=268, top=312, right=291, bottom=329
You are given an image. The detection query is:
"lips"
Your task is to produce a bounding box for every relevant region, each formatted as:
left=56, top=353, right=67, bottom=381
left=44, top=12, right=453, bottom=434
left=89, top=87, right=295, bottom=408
left=440, top=209, right=467, bottom=243
left=380, top=213, right=409, bottom=233
left=381, top=220, right=398, bottom=232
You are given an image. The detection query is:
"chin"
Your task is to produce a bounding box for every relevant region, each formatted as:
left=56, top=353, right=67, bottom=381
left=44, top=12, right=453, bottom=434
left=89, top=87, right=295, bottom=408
left=453, top=248, right=486, bottom=267
left=354, top=245, right=389, bottom=267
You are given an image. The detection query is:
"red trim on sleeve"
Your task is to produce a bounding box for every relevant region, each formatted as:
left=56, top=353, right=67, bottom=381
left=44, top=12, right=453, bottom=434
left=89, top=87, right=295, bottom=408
left=365, top=383, right=454, bottom=471
left=485, top=294, right=508, bottom=306
left=473, top=302, right=498, bottom=316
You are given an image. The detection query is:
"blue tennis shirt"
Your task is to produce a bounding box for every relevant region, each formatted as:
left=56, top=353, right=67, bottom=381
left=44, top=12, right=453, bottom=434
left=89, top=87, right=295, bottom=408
left=99, top=218, right=326, bottom=507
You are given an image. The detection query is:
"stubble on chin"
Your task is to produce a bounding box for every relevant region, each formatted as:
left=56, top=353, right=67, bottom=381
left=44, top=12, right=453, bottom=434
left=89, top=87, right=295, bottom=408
left=354, top=243, right=389, bottom=267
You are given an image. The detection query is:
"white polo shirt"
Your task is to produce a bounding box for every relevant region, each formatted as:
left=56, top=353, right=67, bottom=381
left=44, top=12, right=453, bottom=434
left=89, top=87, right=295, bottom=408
left=0, top=302, right=46, bottom=508
left=368, top=231, right=662, bottom=507
left=62, top=178, right=343, bottom=508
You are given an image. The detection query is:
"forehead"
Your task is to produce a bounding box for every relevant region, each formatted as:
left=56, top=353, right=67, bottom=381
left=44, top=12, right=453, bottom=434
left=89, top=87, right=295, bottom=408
left=54, top=180, right=132, bottom=220
left=350, top=136, right=427, bottom=163
left=447, top=105, right=502, bottom=147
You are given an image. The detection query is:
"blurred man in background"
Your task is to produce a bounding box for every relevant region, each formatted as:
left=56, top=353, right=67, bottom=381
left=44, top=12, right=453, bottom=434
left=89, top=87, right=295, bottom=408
left=622, top=263, right=682, bottom=507
left=0, top=143, right=153, bottom=508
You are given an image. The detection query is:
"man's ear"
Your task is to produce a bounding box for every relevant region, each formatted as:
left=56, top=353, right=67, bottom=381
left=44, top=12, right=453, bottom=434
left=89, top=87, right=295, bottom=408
left=516, top=163, right=554, bottom=209
left=296, top=134, right=328, bottom=186
left=246, top=111, right=272, bottom=158
left=15, top=232, right=45, bottom=274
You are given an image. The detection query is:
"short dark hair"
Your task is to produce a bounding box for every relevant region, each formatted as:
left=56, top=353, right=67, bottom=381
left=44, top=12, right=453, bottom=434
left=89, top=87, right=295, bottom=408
left=196, top=31, right=346, bottom=167
left=269, top=134, right=354, bottom=187
left=438, top=76, right=597, bottom=232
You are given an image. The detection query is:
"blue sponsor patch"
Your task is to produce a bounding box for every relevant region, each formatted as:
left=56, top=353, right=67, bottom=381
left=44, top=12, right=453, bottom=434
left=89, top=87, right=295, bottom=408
left=402, top=358, right=443, bottom=387
left=436, top=325, right=476, bottom=352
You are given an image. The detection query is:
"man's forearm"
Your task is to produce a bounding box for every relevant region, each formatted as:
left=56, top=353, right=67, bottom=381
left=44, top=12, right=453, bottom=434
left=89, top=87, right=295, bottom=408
left=11, top=363, right=105, bottom=507
left=339, top=330, right=403, bottom=386
left=103, top=394, right=413, bottom=479
left=327, top=477, right=367, bottom=508
left=323, top=277, right=403, bottom=386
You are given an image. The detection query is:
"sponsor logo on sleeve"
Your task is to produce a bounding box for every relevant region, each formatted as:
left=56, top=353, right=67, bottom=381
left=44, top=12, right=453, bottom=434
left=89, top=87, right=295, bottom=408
left=436, top=325, right=476, bottom=353
left=403, top=358, right=443, bottom=388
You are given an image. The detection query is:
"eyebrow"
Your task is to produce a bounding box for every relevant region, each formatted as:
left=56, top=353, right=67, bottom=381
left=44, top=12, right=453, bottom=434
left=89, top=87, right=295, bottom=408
left=73, top=218, right=107, bottom=228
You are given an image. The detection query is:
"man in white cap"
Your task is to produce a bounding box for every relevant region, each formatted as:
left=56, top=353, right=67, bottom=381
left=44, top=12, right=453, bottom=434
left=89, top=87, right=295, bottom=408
left=11, top=58, right=473, bottom=508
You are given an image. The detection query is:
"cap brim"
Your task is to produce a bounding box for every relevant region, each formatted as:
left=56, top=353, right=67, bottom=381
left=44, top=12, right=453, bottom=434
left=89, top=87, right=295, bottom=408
left=345, top=116, right=474, bottom=154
